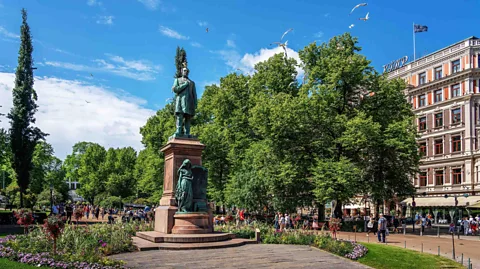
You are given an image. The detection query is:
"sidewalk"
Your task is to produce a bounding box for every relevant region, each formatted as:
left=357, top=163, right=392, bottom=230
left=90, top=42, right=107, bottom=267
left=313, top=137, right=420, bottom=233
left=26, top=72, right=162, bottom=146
left=336, top=232, right=480, bottom=269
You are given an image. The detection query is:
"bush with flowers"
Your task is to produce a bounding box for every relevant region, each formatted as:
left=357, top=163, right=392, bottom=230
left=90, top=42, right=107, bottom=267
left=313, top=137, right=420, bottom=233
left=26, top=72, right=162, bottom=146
left=73, top=207, right=84, bottom=224
left=13, top=209, right=34, bottom=234
left=0, top=219, right=152, bottom=268
left=42, top=215, right=66, bottom=255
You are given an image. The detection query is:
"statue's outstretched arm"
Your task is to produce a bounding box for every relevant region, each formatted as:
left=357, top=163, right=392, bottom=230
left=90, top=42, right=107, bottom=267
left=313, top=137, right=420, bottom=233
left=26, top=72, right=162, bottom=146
left=172, top=78, right=189, bottom=94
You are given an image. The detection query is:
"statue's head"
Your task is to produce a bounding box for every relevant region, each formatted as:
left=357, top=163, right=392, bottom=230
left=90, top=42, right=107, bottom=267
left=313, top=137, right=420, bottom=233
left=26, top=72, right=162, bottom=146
left=182, top=67, right=189, bottom=78
left=181, top=159, right=191, bottom=169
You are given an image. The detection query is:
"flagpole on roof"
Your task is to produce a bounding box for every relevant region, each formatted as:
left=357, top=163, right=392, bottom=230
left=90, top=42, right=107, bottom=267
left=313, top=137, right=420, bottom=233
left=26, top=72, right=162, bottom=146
left=413, top=22, right=416, bottom=61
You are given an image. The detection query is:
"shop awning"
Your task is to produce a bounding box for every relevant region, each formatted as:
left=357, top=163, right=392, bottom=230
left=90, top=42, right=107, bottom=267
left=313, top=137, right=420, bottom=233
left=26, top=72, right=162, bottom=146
left=467, top=202, right=480, bottom=208
left=402, top=196, right=480, bottom=207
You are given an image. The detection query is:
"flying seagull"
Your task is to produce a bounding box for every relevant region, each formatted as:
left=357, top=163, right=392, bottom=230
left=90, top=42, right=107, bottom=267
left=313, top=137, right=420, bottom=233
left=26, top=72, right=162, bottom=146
left=359, top=12, right=370, bottom=21
left=349, top=24, right=355, bottom=29
left=90, top=73, right=93, bottom=77
left=85, top=100, right=90, bottom=104
left=271, top=40, right=289, bottom=59
left=206, top=28, right=209, bottom=33
left=350, top=3, right=367, bottom=15
left=281, top=28, right=293, bottom=40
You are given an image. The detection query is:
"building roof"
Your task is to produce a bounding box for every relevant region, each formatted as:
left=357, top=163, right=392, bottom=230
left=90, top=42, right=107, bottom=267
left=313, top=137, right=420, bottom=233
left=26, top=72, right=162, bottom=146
left=386, top=36, right=479, bottom=74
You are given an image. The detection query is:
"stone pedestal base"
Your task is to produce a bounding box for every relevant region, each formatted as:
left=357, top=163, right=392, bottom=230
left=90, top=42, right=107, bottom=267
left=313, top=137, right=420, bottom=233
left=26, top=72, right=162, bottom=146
left=154, top=206, right=177, bottom=234
left=171, top=213, right=210, bottom=234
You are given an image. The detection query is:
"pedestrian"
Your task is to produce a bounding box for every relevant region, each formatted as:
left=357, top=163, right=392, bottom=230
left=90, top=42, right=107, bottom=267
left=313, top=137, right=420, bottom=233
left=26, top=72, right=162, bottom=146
left=366, top=217, right=375, bottom=236
left=66, top=203, right=73, bottom=223
left=377, top=214, right=387, bottom=243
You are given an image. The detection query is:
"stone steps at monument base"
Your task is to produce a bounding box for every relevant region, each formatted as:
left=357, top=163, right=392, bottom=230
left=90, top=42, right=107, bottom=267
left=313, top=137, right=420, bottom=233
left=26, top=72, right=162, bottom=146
left=132, top=236, right=257, bottom=251
left=136, top=231, right=234, bottom=243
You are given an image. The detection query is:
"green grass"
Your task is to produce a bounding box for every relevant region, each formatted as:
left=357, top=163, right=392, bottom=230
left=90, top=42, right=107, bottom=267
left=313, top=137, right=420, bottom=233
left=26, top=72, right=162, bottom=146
left=0, top=259, right=37, bottom=269
left=358, top=243, right=463, bottom=269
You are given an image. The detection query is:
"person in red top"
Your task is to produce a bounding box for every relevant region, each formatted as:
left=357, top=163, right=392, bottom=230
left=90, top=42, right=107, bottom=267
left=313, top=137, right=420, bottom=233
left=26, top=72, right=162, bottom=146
left=239, top=209, right=245, bottom=223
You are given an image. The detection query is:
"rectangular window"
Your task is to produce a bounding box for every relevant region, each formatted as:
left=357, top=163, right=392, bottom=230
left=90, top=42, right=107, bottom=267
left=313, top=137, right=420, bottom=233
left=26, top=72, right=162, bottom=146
left=452, top=168, right=462, bottom=184
left=434, top=66, right=442, bottom=79
left=419, top=117, right=427, bottom=131
left=452, top=135, right=461, bottom=152
left=451, top=84, right=461, bottom=97
left=452, top=59, right=461, bottom=74
left=434, top=113, right=443, bottom=127
left=451, top=108, right=461, bottom=124
left=434, top=139, right=443, bottom=154
left=418, top=94, right=426, bottom=107
left=418, top=72, right=427, bottom=85
left=419, top=142, right=427, bottom=156
left=434, top=89, right=443, bottom=102
left=419, top=171, right=427, bottom=186
left=435, top=170, right=444, bottom=186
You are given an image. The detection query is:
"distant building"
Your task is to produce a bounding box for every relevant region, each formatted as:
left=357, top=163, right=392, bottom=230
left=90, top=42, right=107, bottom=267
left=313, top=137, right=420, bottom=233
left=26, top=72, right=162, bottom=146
left=65, top=178, right=84, bottom=202
left=387, top=36, right=480, bottom=218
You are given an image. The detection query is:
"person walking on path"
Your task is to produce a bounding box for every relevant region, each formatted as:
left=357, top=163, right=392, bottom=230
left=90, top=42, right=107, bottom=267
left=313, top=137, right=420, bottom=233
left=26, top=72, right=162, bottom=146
left=377, top=214, right=387, bottom=243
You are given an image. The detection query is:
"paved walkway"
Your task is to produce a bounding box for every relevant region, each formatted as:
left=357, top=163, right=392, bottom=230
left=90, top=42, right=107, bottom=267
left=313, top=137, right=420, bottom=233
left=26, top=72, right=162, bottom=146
left=336, top=232, right=480, bottom=269
left=111, top=244, right=371, bottom=269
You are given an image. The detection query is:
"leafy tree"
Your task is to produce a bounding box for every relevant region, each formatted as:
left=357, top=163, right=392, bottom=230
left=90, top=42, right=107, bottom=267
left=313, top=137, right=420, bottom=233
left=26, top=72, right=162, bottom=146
left=174, top=46, right=187, bottom=78
left=103, top=147, right=137, bottom=198
left=63, top=142, right=96, bottom=187
left=136, top=102, right=175, bottom=204
left=8, top=9, right=47, bottom=207
left=29, top=141, right=68, bottom=205
left=134, top=148, right=163, bottom=204
left=77, top=143, right=107, bottom=204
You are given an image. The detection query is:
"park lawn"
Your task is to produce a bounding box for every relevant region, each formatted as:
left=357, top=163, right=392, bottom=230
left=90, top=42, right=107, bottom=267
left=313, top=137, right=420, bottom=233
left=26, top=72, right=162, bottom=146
left=0, top=258, right=37, bottom=269
left=358, top=243, right=463, bottom=269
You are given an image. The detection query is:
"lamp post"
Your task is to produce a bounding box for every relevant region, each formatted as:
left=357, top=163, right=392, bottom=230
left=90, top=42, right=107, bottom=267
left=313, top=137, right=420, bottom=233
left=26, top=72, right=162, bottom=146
left=50, top=184, right=53, bottom=215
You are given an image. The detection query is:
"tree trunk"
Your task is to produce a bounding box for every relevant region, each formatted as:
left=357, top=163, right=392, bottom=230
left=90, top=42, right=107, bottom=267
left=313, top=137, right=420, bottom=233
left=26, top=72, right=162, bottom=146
left=20, top=191, right=23, bottom=208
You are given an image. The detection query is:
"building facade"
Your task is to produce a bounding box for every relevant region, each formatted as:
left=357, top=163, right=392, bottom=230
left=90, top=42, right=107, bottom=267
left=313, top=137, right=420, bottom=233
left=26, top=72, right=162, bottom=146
left=387, top=36, right=480, bottom=211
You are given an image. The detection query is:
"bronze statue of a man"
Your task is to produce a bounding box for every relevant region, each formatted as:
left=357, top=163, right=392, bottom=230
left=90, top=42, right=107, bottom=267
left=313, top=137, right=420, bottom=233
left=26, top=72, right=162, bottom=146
left=171, top=66, right=197, bottom=137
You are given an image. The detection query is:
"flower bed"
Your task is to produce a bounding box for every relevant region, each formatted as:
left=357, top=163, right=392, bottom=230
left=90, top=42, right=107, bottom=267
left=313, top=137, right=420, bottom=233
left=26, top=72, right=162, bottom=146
left=0, top=220, right=152, bottom=268
left=216, top=223, right=368, bottom=261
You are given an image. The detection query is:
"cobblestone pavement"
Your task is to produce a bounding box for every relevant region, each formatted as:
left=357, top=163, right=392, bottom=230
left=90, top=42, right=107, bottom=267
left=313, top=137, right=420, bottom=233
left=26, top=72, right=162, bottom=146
left=336, top=232, right=480, bottom=269
left=111, top=244, right=371, bottom=269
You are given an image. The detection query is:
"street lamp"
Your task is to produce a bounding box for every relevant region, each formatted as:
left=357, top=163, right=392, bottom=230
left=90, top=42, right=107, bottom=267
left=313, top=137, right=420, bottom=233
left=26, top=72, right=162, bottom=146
left=50, top=184, right=53, bottom=215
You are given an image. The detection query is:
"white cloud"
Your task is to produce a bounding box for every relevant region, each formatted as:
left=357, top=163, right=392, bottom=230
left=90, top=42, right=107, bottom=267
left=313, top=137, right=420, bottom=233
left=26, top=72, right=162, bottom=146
left=190, top=42, right=202, bottom=48
left=137, top=0, right=160, bottom=10
left=54, top=48, right=77, bottom=57
left=43, top=54, right=162, bottom=81
left=314, top=31, right=324, bottom=38
left=96, top=15, right=114, bottom=25
left=0, top=26, right=19, bottom=39
left=87, top=0, right=102, bottom=6
left=158, top=26, right=189, bottom=40
left=226, top=39, right=236, bottom=48
left=197, top=21, right=208, bottom=27
left=0, top=73, right=154, bottom=159
left=213, top=47, right=304, bottom=78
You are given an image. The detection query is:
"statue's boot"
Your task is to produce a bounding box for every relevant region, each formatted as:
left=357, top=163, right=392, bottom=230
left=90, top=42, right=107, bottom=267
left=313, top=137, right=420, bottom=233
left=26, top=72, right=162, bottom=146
left=175, top=115, right=183, bottom=135
left=184, top=117, right=191, bottom=137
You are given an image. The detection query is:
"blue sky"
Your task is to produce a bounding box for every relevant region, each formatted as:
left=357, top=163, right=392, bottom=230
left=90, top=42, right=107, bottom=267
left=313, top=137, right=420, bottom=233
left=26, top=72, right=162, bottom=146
left=0, top=0, right=478, bottom=158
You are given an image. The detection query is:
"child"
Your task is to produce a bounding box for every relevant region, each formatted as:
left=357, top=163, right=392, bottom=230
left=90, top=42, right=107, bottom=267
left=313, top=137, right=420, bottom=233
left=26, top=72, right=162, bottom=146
left=449, top=222, right=455, bottom=233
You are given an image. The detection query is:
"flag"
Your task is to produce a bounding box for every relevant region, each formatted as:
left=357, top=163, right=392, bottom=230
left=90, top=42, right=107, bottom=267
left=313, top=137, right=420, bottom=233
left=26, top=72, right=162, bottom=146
left=414, top=24, right=428, bottom=33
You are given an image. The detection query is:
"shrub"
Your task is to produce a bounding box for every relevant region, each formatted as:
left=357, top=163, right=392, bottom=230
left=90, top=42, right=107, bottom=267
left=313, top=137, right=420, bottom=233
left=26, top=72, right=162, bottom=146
left=13, top=209, right=34, bottom=234
left=314, top=234, right=353, bottom=257
left=42, top=215, right=66, bottom=254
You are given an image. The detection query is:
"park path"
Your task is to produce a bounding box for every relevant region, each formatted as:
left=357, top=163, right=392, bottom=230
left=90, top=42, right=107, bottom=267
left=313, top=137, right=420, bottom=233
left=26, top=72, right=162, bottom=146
left=111, top=244, right=371, bottom=269
left=336, top=232, right=480, bottom=269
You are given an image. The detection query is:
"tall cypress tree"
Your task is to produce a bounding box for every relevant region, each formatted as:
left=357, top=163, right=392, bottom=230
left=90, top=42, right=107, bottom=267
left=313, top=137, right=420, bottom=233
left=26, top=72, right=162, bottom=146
left=174, top=46, right=187, bottom=78
left=8, top=9, right=47, bottom=207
